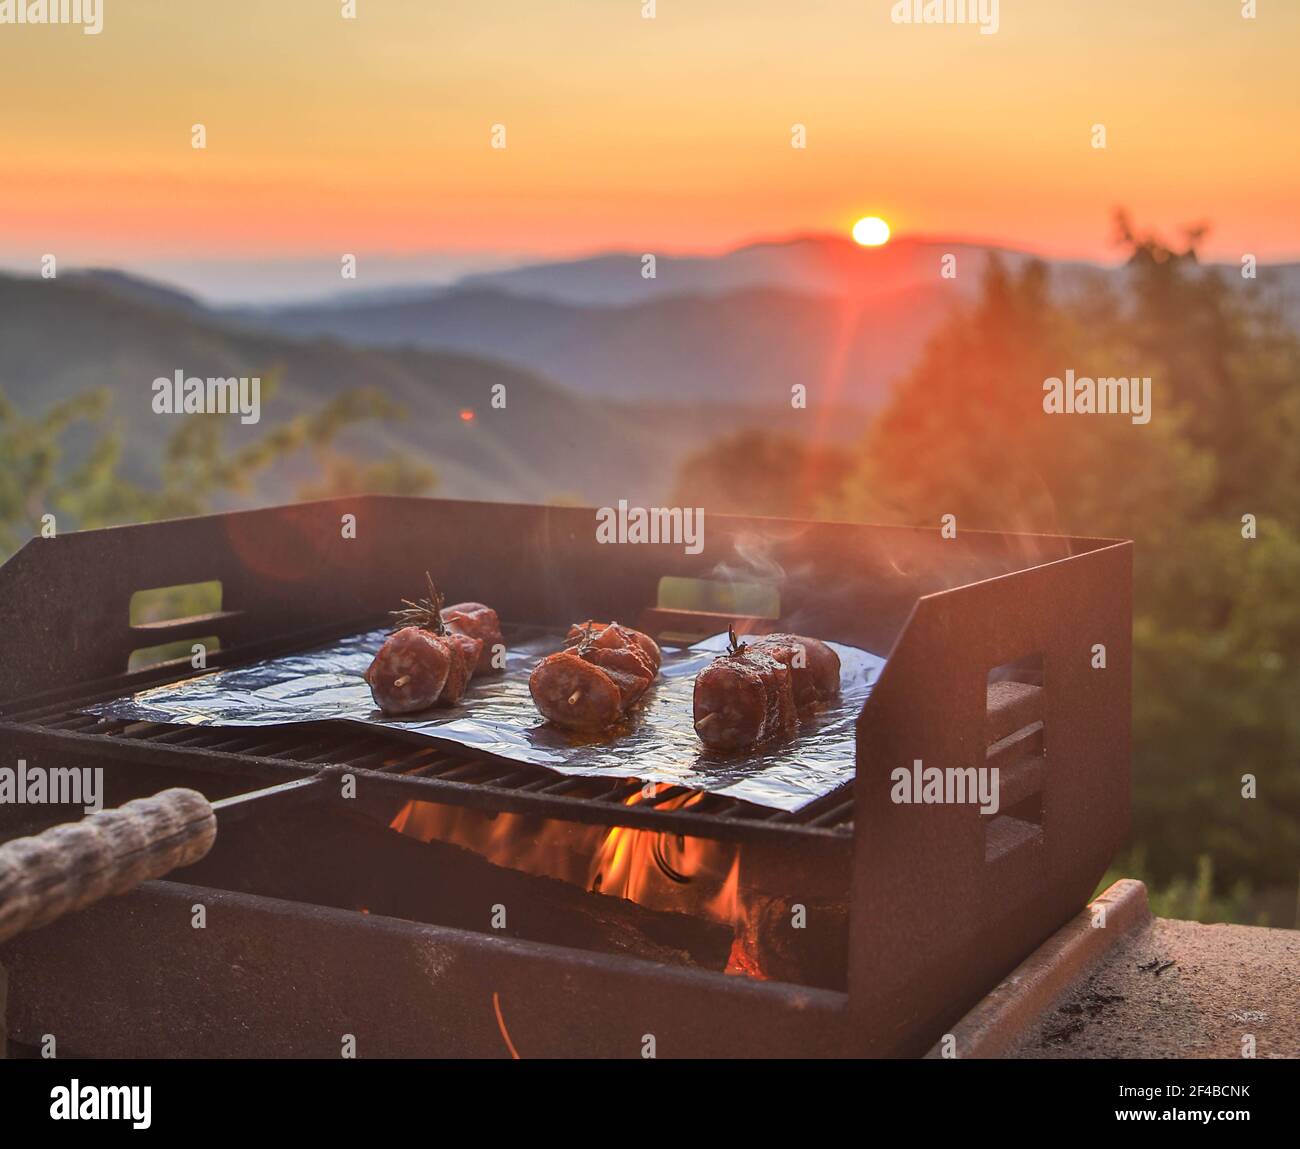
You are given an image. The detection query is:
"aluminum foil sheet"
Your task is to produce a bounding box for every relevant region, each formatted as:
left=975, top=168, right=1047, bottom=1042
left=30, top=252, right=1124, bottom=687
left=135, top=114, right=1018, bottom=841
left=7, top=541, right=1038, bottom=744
left=88, top=627, right=885, bottom=812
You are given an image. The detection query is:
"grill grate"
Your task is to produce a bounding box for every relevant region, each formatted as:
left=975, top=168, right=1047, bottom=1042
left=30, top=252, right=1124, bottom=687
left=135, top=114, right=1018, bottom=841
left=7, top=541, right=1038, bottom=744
left=0, top=605, right=854, bottom=842
left=2, top=686, right=855, bottom=842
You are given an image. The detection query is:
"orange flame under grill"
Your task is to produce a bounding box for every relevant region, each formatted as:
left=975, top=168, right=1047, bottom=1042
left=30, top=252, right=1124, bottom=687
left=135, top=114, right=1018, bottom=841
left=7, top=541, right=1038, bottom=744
left=389, top=784, right=767, bottom=978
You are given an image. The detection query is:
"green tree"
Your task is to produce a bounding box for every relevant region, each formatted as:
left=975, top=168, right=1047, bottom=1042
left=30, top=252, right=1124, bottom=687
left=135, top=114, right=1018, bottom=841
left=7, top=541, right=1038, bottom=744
left=672, top=430, right=855, bottom=521
left=827, top=225, right=1300, bottom=897
left=670, top=219, right=1300, bottom=910
left=0, top=381, right=437, bottom=561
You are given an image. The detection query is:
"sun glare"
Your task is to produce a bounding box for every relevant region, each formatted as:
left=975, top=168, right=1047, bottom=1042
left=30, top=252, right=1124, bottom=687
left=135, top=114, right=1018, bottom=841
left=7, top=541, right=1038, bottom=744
left=852, top=216, right=891, bottom=246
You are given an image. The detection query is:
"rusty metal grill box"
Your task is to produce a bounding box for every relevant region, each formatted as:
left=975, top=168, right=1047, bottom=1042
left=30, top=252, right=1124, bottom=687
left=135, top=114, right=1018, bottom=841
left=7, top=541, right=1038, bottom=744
left=0, top=497, right=1131, bottom=1057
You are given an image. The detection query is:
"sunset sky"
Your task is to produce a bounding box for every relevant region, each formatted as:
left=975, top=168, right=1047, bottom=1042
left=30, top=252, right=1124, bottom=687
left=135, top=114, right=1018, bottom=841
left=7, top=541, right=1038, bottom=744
left=1, top=0, right=1297, bottom=292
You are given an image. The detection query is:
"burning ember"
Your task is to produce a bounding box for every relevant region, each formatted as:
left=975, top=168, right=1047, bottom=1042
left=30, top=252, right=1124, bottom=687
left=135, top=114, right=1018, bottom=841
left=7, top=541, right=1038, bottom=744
left=390, top=785, right=767, bottom=977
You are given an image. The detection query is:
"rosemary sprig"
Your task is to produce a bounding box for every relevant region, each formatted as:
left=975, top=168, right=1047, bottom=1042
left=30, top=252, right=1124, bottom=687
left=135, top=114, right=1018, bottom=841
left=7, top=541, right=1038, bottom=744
left=726, top=623, right=747, bottom=657
left=389, top=571, right=447, bottom=635
left=571, top=621, right=598, bottom=655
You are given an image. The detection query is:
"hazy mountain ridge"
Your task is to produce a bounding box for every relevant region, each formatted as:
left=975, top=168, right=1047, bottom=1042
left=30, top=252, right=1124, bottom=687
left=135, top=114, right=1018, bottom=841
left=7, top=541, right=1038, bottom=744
left=9, top=235, right=1296, bottom=508
left=225, top=235, right=1300, bottom=408
left=452, top=235, right=1043, bottom=306
left=64, top=268, right=208, bottom=316
left=238, top=281, right=959, bottom=407
left=0, top=273, right=659, bottom=503
left=445, top=233, right=1300, bottom=313
left=0, top=271, right=866, bottom=506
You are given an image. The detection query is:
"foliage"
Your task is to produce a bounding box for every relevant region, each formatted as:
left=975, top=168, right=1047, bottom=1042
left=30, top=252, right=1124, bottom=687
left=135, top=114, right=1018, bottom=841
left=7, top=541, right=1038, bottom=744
left=675, top=218, right=1300, bottom=912
left=0, top=378, right=437, bottom=558
left=295, top=448, right=437, bottom=502
left=671, top=430, right=855, bottom=521
left=1096, top=851, right=1267, bottom=927
left=0, top=388, right=111, bottom=558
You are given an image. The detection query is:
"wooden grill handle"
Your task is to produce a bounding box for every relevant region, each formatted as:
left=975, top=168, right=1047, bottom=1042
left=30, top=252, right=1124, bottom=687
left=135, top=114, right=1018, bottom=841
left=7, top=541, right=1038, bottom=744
left=0, top=788, right=216, bottom=946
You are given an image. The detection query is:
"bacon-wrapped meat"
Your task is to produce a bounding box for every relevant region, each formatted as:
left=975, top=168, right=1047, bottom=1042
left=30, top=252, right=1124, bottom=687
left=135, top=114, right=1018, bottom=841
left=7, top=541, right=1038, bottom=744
left=364, top=575, right=489, bottom=714
left=530, top=621, right=659, bottom=731
left=745, top=633, right=840, bottom=707
left=565, top=620, right=662, bottom=673
left=693, top=628, right=840, bottom=750
left=442, top=602, right=504, bottom=675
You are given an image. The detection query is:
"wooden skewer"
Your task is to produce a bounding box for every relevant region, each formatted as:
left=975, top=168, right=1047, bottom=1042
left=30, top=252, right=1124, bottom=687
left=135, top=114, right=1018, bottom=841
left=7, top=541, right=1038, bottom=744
left=393, top=675, right=411, bottom=688
left=568, top=691, right=582, bottom=705
left=695, top=712, right=719, bottom=730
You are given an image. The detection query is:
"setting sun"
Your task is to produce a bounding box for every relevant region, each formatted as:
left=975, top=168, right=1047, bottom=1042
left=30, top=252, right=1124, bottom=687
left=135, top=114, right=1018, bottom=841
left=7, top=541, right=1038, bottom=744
left=852, top=217, right=891, bottom=246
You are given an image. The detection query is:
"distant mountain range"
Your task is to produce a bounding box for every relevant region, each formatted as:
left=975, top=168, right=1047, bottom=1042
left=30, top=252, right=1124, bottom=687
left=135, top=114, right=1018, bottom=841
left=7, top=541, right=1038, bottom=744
left=6, top=234, right=1298, bottom=507
left=233, top=237, right=1023, bottom=408
left=233, top=281, right=957, bottom=408
left=432, top=233, right=1300, bottom=314
left=227, top=235, right=1300, bottom=408
left=453, top=236, right=1042, bottom=306
left=0, top=269, right=862, bottom=506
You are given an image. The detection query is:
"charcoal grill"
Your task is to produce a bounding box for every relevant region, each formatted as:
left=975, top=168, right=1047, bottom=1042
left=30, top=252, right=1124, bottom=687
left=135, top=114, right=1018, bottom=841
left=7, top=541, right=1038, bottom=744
left=0, top=497, right=1131, bottom=1057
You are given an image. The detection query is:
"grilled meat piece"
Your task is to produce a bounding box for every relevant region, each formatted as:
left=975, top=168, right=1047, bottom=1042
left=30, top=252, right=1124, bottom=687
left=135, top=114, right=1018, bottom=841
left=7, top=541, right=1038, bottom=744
left=365, top=627, right=472, bottom=715
left=442, top=602, right=504, bottom=675
left=531, top=621, right=660, bottom=731
left=365, top=575, right=495, bottom=714
left=693, top=630, right=840, bottom=750
left=745, top=633, right=840, bottom=707
left=439, top=630, right=482, bottom=705
left=693, top=647, right=797, bottom=750
left=565, top=621, right=662, bottom=673
left=529, top=649, right=625, bottom=730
